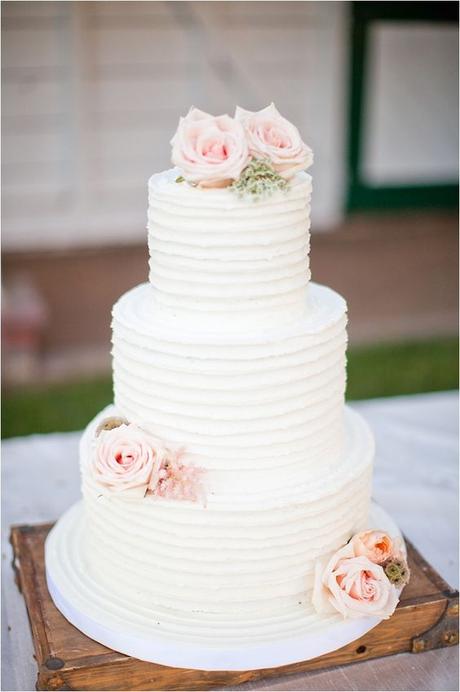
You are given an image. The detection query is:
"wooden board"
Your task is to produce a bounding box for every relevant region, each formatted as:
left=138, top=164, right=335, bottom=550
left=10, top=523, right=459, bottom=692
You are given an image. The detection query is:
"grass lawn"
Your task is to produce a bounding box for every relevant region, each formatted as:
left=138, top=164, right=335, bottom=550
left=2, top=337, right=458, bottom=439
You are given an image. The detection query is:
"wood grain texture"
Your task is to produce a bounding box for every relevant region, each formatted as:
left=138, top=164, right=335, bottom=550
left=10, top=522, right=458, bottom=692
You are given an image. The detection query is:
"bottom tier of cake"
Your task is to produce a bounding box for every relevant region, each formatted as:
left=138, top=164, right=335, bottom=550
left=74, top=405, right=373, bottom=624
left=45, top=501, right=402, bottom=671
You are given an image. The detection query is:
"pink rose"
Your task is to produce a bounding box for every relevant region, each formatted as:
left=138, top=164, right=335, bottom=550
left=171, top=107, right=250, bottom=188
left=93, top=424, right=167, bottom=495
left=313, top=543, right=399, bottom=620
left=92, top=423, right=206, bottom=504
left=351, top=530, right=395, bottom=564
left=235, top=103, right=313, bottom=179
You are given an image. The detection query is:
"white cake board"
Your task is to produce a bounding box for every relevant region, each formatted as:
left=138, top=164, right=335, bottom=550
left=45, top=501, right=402, bottom=672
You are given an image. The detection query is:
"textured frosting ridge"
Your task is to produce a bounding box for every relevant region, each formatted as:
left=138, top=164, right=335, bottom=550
left=147, top=169, right=312, bottom=329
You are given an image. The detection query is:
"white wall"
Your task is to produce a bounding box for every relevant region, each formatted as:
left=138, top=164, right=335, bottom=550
left=2, top=1, right=348, bottom=251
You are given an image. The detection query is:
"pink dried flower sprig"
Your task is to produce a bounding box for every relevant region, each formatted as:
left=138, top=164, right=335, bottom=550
left=150, top=449, right=206, bottom=504
left=92, top=417, right=205, bottom=504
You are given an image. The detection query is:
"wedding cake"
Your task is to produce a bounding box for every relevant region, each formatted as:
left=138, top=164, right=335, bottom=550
left=46, top=105, right=408, bottom=669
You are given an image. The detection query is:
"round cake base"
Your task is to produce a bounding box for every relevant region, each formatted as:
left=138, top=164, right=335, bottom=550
left=45, top=501, right=402, bottom=671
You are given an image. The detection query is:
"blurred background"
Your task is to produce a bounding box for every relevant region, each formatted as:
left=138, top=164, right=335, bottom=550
left=2, top=1, right=458, bottom=438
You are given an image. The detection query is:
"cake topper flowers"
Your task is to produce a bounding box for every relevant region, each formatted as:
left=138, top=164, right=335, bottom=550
left=171, top=103, right=313, bottom=196
left=91, top=417, right=205, bottom=503
left=312, top=529, right=409, bottom=620
left=171, top=107, right=250, bottom=188
left=235, top=103, right=313, bottom=179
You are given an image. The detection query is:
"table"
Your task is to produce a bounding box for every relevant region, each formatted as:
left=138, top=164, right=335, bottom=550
left=2, top=391, right=459, bottom=691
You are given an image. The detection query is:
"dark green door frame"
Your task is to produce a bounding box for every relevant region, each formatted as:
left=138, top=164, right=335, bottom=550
left=347, top=1, right=459, bottom=212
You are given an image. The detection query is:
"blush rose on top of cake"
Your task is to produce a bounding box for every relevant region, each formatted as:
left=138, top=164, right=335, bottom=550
left=171, top=108, right=250, bottom=188
left=171, top=103, right=313, bottom=195
left=235, top=103, right=313, bottom=178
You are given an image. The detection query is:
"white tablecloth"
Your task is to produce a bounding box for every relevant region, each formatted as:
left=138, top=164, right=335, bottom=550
left=2, top=391, right=458, bottom=691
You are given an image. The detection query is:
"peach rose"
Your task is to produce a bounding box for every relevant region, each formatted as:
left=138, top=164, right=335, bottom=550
left=171, top=107, right=250, bottom=188
left=235, top=103, right=313, bottom=178
left=92, top=424, right=167, bottom=495
left=313, top=543, right=399, bottom=620
left=351, top=530, right=395, bottom=564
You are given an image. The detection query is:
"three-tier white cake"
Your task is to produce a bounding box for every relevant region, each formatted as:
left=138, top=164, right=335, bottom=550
left=46, top=105, right=405, bottom=670
left=83, top=167, right=373, bottom=612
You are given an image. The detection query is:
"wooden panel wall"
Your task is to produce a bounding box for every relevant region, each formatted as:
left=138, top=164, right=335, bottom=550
left=2, top=1, right=347, bottom=251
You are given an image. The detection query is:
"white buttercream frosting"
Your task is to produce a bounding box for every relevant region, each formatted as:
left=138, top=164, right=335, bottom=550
left=147, top=168, right=312, bottom=329
left=74, top=161, right=375, bottom=629
left=80, top=404, right=372, bottom=617
left=111, top=282, right=348, bottom=484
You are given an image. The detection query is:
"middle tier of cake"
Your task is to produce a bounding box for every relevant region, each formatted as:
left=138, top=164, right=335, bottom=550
left=112, top=281, right=348, bottom=496
left=80, top=403, right=372, bottom=620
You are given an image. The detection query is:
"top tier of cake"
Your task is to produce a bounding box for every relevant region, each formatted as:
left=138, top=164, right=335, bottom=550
left=147, top=168, right=312, bottom=331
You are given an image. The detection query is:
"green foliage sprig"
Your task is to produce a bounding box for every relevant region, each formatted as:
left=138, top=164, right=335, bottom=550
left=231, top=159, right=288, bottom=200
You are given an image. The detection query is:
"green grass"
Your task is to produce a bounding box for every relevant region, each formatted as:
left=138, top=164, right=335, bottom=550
left=346, top=337, right=459, bottom=400
left=2, top=377, right=114, bottom=440
left=2, top=337, right=458, bottom=439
